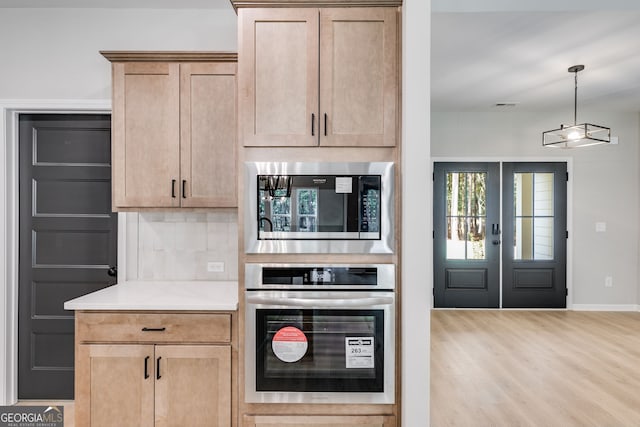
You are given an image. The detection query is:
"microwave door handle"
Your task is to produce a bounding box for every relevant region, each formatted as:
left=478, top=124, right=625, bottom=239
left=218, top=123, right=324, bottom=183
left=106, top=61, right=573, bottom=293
left=246, top=295, right=394, bottom=307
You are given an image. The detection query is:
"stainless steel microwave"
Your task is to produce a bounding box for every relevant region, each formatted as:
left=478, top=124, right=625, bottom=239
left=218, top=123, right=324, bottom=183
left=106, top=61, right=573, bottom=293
left=244, top=162, right=394, bottom=254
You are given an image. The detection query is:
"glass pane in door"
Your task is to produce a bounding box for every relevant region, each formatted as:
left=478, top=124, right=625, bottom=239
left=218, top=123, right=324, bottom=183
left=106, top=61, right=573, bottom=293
left=446, top=172, right=487, bottom=260
left=466, top=217, right=486, bottom=260
left=513, top=172, right=554, bottom=260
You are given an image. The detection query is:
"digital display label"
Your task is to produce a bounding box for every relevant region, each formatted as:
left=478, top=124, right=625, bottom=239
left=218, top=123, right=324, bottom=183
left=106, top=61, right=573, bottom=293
left=345, top=337, right=375, bottom=369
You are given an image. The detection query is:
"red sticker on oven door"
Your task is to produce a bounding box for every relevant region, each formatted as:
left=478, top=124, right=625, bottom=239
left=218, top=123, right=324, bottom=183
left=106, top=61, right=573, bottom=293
left=272, top=326, right=308, bottom=363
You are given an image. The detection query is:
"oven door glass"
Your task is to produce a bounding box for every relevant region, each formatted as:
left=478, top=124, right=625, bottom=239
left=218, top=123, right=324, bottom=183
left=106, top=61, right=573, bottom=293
left=255, top=309, right=384, bottom=392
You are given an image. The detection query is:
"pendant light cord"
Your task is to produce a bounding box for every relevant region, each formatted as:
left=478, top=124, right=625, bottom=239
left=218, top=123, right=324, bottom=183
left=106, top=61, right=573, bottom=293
left=573, top=70, right=578, bottom=125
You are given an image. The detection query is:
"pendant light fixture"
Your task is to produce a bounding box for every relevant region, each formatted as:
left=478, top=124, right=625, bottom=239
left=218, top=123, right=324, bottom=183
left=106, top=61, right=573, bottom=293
left=542, top=65, right=610, bottom=148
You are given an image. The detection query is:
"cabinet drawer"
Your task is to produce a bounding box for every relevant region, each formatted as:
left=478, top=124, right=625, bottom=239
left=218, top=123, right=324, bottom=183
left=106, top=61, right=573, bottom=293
left=76, top=312, right=231, bottom=344
left=243, top=415, right=396, bottom=427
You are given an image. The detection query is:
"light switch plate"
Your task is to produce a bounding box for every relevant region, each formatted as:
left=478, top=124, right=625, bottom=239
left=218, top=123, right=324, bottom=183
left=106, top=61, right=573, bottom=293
left=207, top=261, right=225, bottom=273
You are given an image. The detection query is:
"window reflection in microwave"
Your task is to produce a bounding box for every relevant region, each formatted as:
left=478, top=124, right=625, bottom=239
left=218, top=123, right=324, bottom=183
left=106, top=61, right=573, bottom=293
left=257, top=175, right=381, bottom=236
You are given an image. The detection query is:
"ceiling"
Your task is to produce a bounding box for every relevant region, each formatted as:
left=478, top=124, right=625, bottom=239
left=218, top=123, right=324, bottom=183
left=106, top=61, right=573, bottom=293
left=432, top=1, right=640, bottom=112
left=3, top=0, right=639, bottom=113
left=0, top=0, right=231, bottom=8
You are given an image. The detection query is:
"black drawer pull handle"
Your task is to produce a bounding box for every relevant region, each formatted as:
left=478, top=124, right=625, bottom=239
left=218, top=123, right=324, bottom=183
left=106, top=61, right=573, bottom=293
left=156, top=357, right=162, bottom=380
left=141, top=327, right=166, bottom=332
left=182, top=180, right=187, bottom=199
left=144, top=356, right=150, bottom=379
left=171, top=179, right=176, bottom=198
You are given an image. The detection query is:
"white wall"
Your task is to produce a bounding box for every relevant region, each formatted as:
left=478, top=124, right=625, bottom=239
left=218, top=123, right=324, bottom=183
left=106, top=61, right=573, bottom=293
left=0, top=7, right=237, bottom=99
left=432, top=110, right=640, bottom=307
left=402, top=1, right=431, bottom=424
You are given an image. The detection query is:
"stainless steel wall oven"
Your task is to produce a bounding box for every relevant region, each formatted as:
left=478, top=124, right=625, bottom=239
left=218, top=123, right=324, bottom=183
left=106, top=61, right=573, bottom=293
left=244, top=162, right=395, bottom=254
left=245, top=263, right=395, bottom=404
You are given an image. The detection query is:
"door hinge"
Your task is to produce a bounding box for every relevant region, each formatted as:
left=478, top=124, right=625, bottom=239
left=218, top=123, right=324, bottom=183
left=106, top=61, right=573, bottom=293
left=565, top=288, right=568, bottom=296
left=433, top=230, right=435, bottom=239
left=566, top=172, right=569, bottom=181
left=566, top=230, right=569, bottom=238
left=432, top=172, right=435, bottom=181
left=432, top=288, right=435, bottom=296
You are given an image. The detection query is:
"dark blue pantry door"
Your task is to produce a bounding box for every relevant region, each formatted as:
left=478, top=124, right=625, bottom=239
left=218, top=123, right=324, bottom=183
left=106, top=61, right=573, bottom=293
left=18, top=114, right=118, bottom=399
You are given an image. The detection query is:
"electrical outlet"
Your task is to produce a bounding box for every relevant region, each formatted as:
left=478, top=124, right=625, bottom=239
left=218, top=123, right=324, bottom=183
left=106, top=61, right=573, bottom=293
left=605, top=276, right=613, bottom=288
left=207, top=261, right=225, bottom=273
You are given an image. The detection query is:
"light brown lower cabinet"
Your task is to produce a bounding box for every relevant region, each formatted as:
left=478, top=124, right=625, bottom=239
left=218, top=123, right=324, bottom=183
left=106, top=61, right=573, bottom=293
left=243, top=415, right=396, bottom=427
left=74, top=312, right=233, bottom=427
left=83, top=344, right=154, bottom=427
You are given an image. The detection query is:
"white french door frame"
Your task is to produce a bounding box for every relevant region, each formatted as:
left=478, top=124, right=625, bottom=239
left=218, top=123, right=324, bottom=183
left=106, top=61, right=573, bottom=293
left=0, top=100, right=117, bottom=405
left=431, top=157, right=573, bottom=310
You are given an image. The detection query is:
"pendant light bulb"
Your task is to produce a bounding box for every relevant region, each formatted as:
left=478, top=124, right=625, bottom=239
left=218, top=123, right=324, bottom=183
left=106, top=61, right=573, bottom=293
left=567, top=130, right=581, bottom=141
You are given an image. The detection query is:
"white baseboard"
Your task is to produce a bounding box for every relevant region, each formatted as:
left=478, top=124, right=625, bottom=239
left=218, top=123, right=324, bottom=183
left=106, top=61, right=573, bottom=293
left=572, top=304, right=639, bottom=312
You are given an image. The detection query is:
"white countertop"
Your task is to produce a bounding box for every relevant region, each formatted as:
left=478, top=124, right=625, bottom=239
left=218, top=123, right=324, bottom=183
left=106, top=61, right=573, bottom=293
left=63, top=280, right=238, bottom=311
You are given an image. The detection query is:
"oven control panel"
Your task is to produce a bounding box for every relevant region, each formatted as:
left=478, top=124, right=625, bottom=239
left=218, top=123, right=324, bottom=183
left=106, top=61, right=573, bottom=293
left=246, top=263, right=395, bottom=290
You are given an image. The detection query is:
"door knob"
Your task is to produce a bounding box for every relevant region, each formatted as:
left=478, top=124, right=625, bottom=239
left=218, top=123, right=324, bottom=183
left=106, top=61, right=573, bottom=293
left=107, top=266, right=118, bottom=277
left=492, top=240, right=501, bottom=245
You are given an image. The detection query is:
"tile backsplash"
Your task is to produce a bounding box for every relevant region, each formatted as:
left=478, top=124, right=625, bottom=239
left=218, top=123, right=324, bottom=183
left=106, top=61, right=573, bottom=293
left=130, top=210, right=238, bottom=281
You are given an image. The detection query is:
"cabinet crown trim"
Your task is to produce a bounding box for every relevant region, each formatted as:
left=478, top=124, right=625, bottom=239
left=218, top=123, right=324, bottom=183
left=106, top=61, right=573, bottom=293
left=100, top=51, right=238, bottom=63
left=230, top=0, right=402, bottom=10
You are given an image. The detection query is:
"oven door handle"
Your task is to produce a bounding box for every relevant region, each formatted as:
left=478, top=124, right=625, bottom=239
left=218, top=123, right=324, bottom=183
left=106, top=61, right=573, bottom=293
left=246, top=295, right=394, bottom=307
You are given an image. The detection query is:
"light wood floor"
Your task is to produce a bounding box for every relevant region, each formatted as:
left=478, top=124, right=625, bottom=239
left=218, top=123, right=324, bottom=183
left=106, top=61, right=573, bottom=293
left=431, top=310, right=640, bottom=427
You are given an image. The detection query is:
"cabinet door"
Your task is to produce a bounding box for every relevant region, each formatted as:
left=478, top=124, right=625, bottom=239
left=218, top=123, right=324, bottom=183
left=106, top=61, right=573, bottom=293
left=155, top=345, right=231, bottom=427
left=180, top=63, right=237, bottom=207
left=239, top=8, right=319, bottom=146
left=78, top=344, right=155, bottom=427
left=112, top=62, right=181, bottom=208
left=319, top=8, right=398, bottom=147
left=243, top=415, right=396, bottom=427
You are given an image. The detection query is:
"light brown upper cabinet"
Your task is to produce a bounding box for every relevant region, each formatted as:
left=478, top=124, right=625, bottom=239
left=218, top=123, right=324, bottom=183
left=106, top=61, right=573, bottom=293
left=238, top=7, right=398, bottom=147
left=180, top=63, right=237, bottom=207
left=105, top=52, right=237, bottom=209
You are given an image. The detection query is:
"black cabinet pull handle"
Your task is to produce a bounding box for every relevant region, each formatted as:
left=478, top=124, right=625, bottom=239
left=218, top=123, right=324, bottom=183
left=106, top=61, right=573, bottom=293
left=311, top=113, right=315, bottom=136
left=182, top=180, right=187, bottom=199
left=156, top=357, right=162, bottom=380
left=171, top=179, right=176, bottom=198
left=141, top=327, right=166, bottom=332
left=324, top=113, right=327, bottom=136
left=144, top=356, right=150, bottom=379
